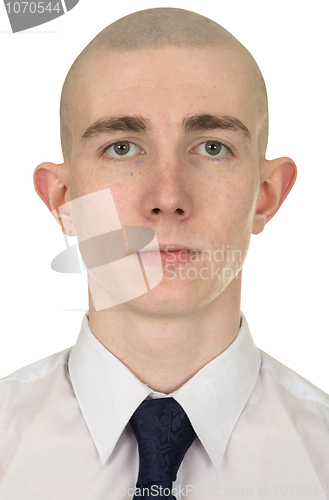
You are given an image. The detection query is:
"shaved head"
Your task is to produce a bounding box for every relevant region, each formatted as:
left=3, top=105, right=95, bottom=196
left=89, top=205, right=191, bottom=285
left=60, top=7, right=268, bottom=163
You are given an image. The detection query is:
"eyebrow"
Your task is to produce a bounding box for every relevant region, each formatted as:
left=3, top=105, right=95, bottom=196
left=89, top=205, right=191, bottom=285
left=182, top=113, right=251, bottom=141
left=81, top=113, right=251, bottom=142
left=81, top=115, right=150, bottom=139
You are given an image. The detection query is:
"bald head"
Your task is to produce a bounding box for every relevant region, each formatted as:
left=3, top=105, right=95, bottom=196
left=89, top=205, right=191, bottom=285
left=60, top=8, right=268, bottom=162
left=79, top=7, right=241, bottom=50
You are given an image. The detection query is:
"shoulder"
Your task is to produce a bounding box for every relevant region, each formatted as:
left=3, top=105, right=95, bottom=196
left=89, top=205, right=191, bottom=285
left=0, top=347, right=76, bottom=465
left=0, top=347, right=73, bottom=383
left=0, top=347, right=73, bottom=405
left=259, top=349, right=329, bottom=415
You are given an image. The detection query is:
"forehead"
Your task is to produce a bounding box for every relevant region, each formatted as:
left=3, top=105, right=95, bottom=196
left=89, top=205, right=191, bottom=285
left=70, top=46, right=259, bottom=141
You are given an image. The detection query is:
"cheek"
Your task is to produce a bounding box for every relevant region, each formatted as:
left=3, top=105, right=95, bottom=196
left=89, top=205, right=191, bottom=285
left=69, top=160, right=109, bottom=201
left=208, top=169, right=259, bottom=242
left=68, top=165, right=136, bottom=230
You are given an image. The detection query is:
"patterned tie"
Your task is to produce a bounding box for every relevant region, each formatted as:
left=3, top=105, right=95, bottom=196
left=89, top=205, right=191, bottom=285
left=129, top=397, right=196, bottom=499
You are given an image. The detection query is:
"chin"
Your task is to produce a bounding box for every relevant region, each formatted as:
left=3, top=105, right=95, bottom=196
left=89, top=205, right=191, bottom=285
left=124, top=281, right=206, bottom=315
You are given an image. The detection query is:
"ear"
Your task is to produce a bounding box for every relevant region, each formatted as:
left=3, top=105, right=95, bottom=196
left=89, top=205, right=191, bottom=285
left=33, top=161, right=76, bottom=236
left=252, top=157, right=297, bottom=235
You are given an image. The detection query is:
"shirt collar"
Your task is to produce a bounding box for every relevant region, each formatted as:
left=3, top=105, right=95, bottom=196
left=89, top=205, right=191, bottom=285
left=68, top=311, right=260, bottom=472
left=171, top=312, right=261, bottom=472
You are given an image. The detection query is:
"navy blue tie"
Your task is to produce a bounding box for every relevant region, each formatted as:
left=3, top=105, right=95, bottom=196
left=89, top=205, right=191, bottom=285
left=129, top=397, right=196, bottom=499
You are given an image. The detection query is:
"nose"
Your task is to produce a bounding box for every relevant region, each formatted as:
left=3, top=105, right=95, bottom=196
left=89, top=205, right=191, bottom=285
left=141, top=152, right=193, bottom=224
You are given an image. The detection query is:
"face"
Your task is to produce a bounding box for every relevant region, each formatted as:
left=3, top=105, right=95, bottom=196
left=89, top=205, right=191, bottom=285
left=66, top=46, right=263, bottom=315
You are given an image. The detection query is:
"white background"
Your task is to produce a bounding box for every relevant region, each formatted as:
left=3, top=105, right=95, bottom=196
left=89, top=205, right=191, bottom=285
left=0, top=0, right=328, bottom=392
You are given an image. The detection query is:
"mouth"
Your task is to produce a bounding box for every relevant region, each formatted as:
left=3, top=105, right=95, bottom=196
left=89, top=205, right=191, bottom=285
left=140, top=245, right=199, bottom=267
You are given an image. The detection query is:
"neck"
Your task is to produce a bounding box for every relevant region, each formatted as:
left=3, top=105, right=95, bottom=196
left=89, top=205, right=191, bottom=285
left=88, top=274, right=242, bottom=394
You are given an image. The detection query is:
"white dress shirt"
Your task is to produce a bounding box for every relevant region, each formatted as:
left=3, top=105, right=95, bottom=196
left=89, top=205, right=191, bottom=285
left=0, top=312, right=328, bottom=499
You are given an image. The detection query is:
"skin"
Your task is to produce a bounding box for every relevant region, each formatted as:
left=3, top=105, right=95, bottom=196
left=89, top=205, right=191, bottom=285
left=34, top=46, right=297, bottom=393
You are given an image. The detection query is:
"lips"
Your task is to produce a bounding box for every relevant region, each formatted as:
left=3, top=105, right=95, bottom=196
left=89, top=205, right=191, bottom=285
left=158, top=245, right=196, bottom=252
left=140, top=245, right=198, bottom=267
left=141, top=243, right=198, bottom=252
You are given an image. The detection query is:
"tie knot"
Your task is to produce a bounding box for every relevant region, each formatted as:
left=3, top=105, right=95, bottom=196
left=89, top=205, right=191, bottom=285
left=130, top=397, right=196, bottom=488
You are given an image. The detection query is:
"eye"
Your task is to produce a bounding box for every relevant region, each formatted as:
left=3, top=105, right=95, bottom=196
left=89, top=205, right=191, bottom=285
left=195, top=141, right=229, bottom=158
left=105, top=141, right=140, bottom=158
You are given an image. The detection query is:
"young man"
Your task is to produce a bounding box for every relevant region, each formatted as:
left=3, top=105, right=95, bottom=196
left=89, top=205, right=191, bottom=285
left=0, top=7, right=328, bottom=499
